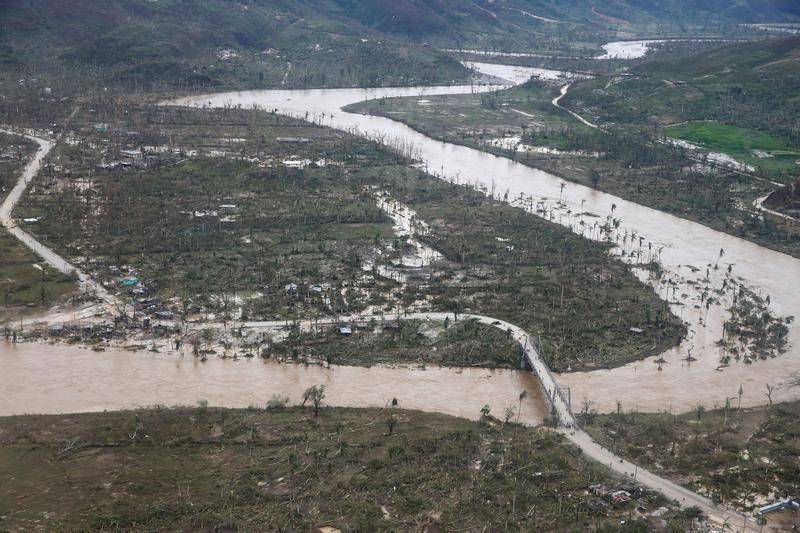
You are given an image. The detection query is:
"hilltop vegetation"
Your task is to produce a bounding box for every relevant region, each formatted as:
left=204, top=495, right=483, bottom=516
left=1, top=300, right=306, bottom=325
left=2, top=0, right=799, bottom=95
left=0, top=0, right=470, bottom=91
left=564, top=36, right=800, bottom=149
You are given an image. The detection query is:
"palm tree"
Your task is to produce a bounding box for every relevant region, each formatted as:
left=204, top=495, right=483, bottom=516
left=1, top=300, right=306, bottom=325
left=695, top=404, right=705, bottom=421
left=515, top=390, right=529, bottom=435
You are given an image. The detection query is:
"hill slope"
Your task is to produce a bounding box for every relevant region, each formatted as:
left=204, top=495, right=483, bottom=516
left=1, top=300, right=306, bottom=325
left=0, top=0, right=475, bottom=90
left=564, top=36, right=800, bottom=146
left=2, top=0, right=800, bottom=92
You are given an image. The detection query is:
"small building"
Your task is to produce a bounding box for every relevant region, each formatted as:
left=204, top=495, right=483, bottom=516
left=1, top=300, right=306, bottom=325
left=285, top=282, right=299, bottom=294
left=338, top=326, right=352, bottom=336
left=155, top=310, right=174, bottom=320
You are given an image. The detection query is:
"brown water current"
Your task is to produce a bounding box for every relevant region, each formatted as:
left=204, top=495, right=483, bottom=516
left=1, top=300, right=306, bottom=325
left=0, top=340, right=548, bottom=423
left=168, top=64, right=800, bottom=414
left=2, top=63, right=798, bottom=420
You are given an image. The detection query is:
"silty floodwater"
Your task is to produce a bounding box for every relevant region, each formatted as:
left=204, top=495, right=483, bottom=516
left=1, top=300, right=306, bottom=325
left=0, top=339, right=548, bottom=423
left=171, top=61, right=800, bottom=413
left=1, top=60, right=798, bottom=419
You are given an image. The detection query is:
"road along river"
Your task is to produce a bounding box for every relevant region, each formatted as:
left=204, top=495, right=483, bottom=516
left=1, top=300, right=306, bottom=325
left=171, top=63, right=800, bottom=415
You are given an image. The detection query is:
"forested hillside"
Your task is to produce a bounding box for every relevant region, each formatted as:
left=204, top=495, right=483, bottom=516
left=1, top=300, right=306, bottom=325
left=0, top=0, right=472, bottom=91
left=2, top=0, right=799, bottom=92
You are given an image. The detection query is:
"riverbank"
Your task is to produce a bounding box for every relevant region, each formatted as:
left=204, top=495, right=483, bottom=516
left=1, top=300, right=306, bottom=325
left=0, top=405, right=695, bottom=531
left=344, top=83, right=800, bottom=260
left=580, top=400, right=800, bottom=520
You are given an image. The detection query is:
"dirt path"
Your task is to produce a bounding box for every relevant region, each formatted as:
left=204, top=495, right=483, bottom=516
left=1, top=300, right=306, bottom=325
left=753, top=194, right=797, bottom=222
left=552, top=84, right=599, bottom=129
left=0, top=128, right=118, bottom=314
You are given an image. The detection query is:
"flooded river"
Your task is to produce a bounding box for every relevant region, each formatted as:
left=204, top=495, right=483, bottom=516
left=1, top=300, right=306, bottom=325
left=3, top=61, right=799, bottom=419
left=170, top=63, right=800, bottom=414
left=599, top=39, right=739, bottom=59
left=0, top=339, right=548, bottom=423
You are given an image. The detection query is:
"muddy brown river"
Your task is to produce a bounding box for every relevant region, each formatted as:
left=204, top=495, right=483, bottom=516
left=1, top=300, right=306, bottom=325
left=2, top=62, right=798, bottom=420
left=0, top=340, right=548, bottom=423
left=168, top=66, right=800, bottom=415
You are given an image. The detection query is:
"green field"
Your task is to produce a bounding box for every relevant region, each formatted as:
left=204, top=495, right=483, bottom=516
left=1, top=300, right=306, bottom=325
left=667, top=121, right=800, bottom=180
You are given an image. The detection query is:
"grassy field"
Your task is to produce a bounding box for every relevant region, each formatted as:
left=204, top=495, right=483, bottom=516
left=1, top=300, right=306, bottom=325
left=0, top=406, right=698, bottom=531
left=580, top=400, right=800, bottom=514
left=667, top=122, right=800, bottom=177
